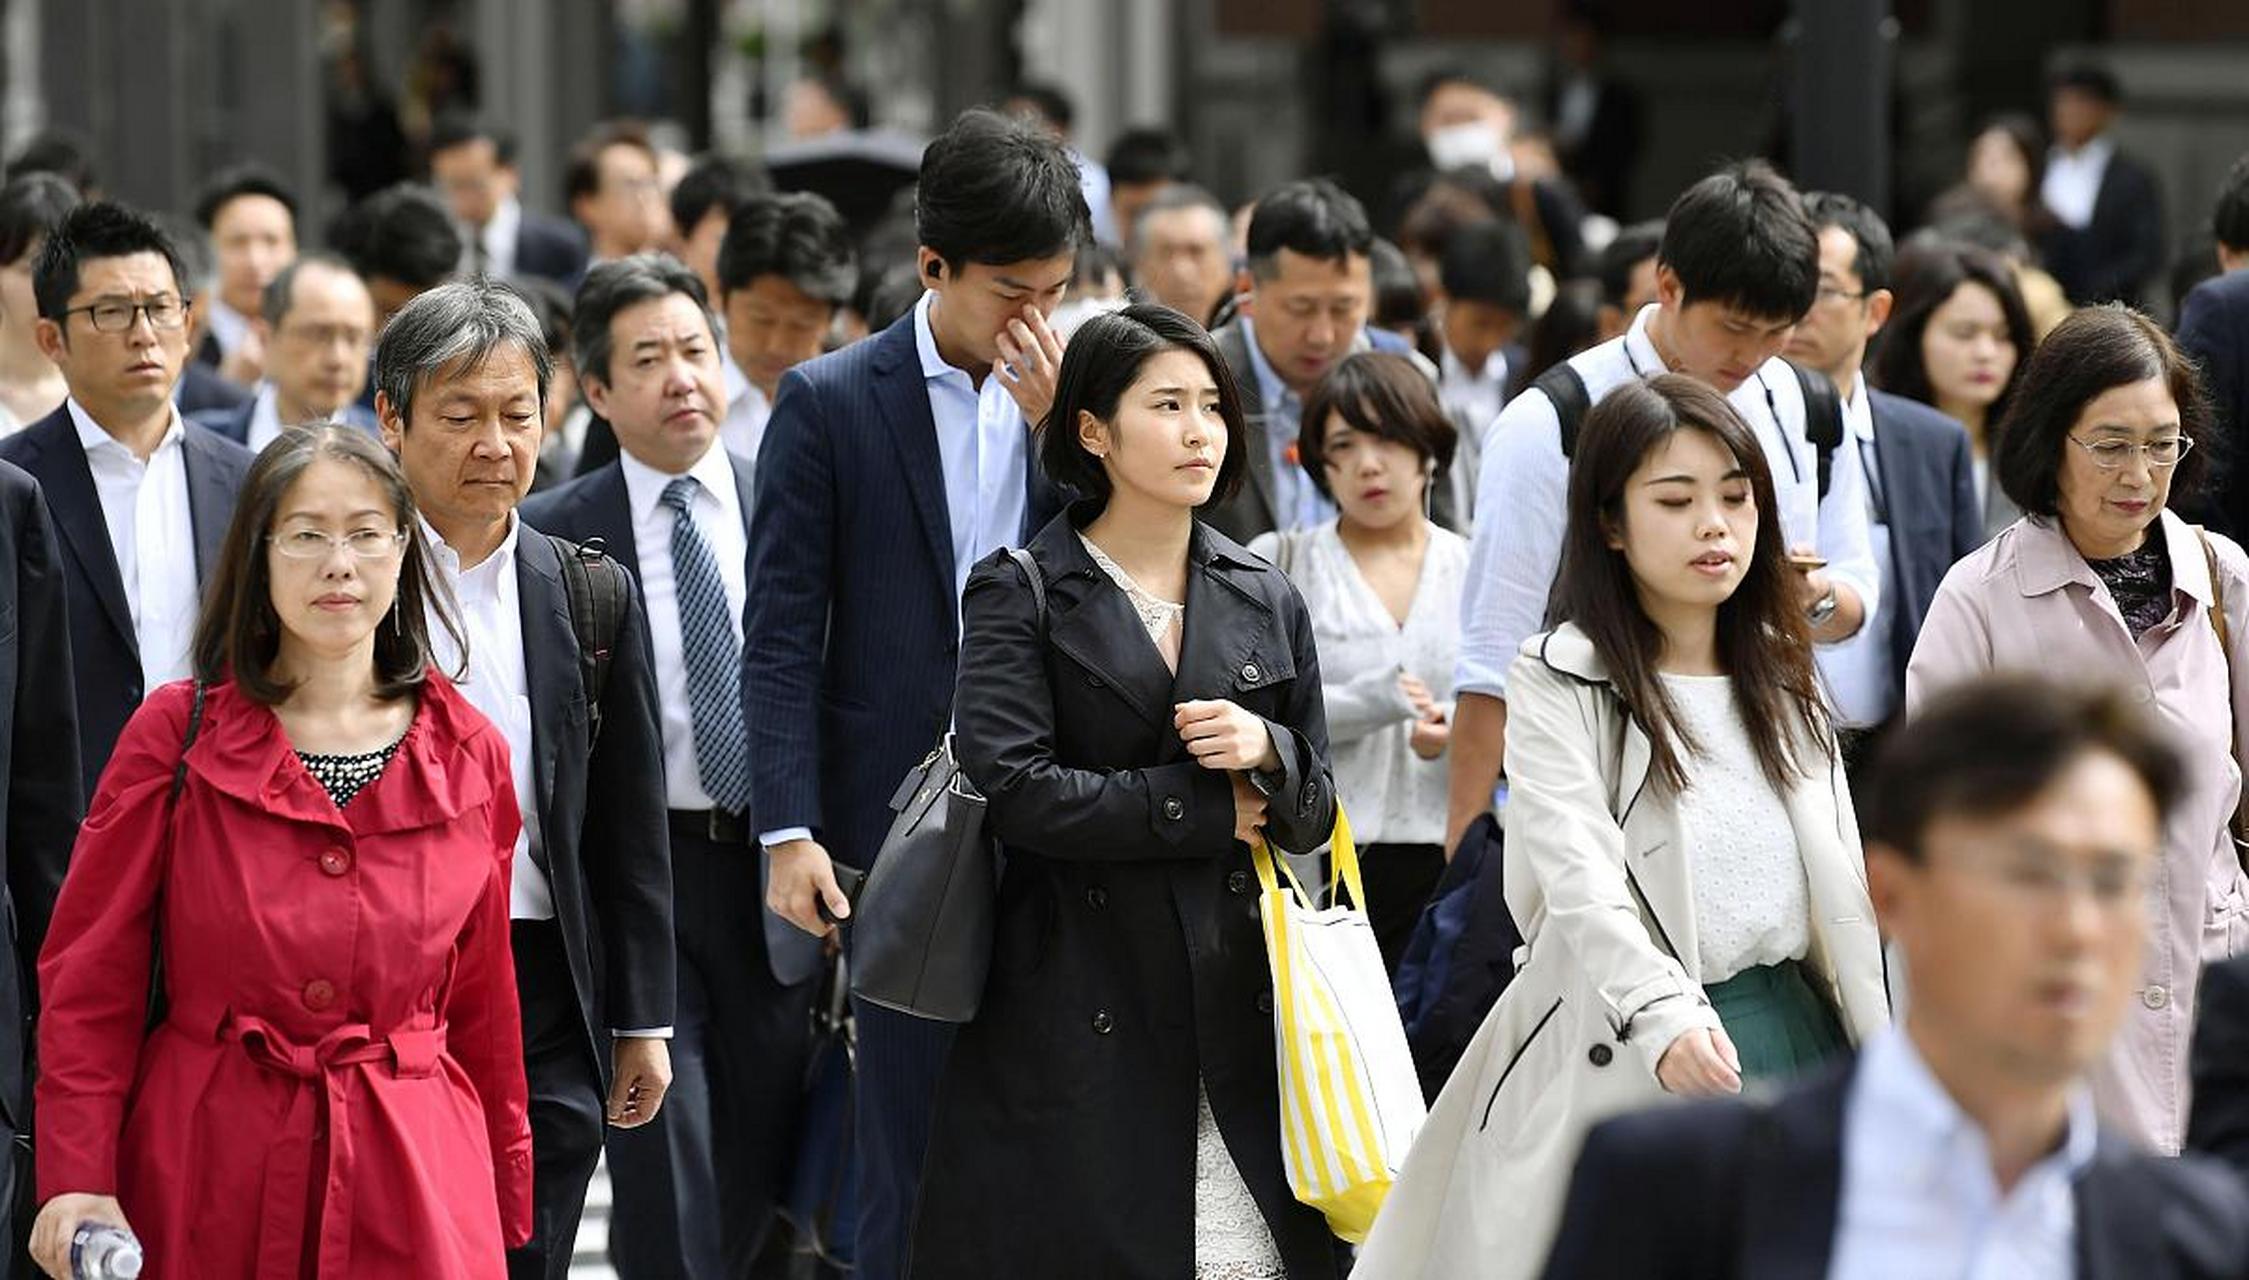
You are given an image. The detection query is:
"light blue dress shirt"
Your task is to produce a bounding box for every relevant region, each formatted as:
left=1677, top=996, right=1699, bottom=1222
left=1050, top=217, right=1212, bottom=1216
left=1239, top=316, right=1337, bottom=532
left=913, top=290, right=1030, bottom=614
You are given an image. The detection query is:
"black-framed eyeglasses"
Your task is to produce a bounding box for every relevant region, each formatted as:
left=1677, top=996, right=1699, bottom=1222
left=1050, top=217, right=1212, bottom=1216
left=1814, top=285, right=1869, bottom=306
left=64, top=295, right=189, bottom=334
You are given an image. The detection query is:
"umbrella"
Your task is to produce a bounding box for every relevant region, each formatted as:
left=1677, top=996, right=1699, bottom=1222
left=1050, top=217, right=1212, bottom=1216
left=765, top=129, right=925, bottom=241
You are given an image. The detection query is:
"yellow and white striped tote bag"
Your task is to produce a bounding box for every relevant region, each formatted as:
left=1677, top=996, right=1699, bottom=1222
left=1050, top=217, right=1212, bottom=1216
left=1251, top=808, right=1427, bottom=1243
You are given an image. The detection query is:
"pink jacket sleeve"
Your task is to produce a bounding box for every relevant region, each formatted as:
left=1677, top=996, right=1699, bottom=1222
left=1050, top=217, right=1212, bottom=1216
left=1903, top=565, right=1998, bottom=716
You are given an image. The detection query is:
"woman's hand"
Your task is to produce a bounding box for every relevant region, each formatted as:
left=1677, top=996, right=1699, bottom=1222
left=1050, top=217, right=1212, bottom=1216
left=1397, top=672, right=1438, bottom=721
left=1230, top=772, right=1269, bottom=845
left=1655, top=1026, right=1743, bottom=1098
left=1175, top=700, right=1282, bottom=772
left=30, top=1194, right=132, bottom=1279
left=1409, top=714, right=1451, bottom=760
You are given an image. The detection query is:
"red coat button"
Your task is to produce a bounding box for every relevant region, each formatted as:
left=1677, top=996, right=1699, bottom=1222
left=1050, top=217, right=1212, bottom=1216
left=303, top=979, right=336, bottom=1011
left=318, top=848, right=353, bottom=877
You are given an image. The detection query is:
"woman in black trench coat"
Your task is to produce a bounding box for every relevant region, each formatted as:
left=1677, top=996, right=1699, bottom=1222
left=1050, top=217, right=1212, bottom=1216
left=909, top=305, right=1341, bottom=1279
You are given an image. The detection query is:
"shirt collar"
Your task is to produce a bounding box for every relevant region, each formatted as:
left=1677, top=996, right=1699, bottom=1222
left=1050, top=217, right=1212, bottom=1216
left=1845, top=371, right=1876, bottom=445
left=419, top=510, right=520, bottom=583
left=1858, top=1026, right=2098, bottom=1188
left=67, top=396, right=185, bottom=459
left=486, top=196, right=523, bottom=253
left=914, top=289, right=977, bottom=390
left=2011, top=507, right=2211, bottom=607
left=1622, top=303, right=1666, bottom=376
left=1237, top=315, right=1296, bottom=413
left=618, top=440, right=742, bottom=527
left=206, top=298, right=252, bottom=354
left=1442, top=345, right=1510, bottom=388
left=2053, top=135, right=2116, bottom=168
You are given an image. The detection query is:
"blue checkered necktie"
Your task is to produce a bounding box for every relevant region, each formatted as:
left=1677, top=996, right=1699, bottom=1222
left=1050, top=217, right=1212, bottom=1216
left=660, top=476, right=751, bottom=813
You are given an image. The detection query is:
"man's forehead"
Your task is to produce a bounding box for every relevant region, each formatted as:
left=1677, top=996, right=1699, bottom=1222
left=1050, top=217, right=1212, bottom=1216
left=421, top=347, right=541, bottom=399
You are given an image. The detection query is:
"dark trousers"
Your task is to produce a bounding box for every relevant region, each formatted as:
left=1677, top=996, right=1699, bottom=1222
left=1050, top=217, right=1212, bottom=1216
left=609, top=831, right=816, bottom=1280
left=508, top=919, right=607, bottom=1280
left=852, top=996, right=954, bottom=1280
left=1362, top=841, right=1446, bottom=977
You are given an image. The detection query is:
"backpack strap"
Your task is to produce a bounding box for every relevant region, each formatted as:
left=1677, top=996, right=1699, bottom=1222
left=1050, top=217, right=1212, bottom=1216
left=550, top=533, right=632, bottom=745
left=1789, top=360, right=1846, bottom=501
left=1534, top=363, right=1593, bottom=461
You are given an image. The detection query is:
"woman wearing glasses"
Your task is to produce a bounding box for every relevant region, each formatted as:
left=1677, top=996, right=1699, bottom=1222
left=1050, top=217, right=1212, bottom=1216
left=29, top=426, right=531, bottom=1278
left=1910, top=303, right=2249, bottom=1156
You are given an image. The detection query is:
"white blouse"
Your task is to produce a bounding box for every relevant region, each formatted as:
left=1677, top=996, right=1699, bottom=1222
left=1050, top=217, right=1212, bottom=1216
left=1249, top=520, right=1466, bottom=847
left=1661, top=674, right=1812, bottom=983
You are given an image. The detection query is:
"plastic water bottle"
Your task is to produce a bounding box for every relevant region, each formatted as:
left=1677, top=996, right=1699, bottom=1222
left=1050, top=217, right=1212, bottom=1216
left=71, top=1224, right=143, bottom=1280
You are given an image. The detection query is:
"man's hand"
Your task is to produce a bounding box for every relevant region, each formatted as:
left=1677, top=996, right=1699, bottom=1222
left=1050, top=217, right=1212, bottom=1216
left=30, top=1195, right=131, bottom=1279
left=994, top=304, right=1066, bottom=425
left=768, top=838, right=849, bottom=938
left=607, top=1036, right=673, bottom=1128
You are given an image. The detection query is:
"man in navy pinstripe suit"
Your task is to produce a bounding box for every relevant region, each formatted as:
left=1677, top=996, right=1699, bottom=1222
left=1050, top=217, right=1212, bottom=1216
left=742, top=107, right=1082, bottom=1280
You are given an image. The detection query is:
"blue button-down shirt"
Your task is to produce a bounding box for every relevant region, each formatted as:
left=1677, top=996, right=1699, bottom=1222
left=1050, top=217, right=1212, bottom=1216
left=1239, top=316, right=1337, bottom=532
left=914, top=289, right=1029, bottom=618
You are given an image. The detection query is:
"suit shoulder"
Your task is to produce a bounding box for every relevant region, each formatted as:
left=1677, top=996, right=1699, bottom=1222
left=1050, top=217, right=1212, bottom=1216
left=1868, top=389, right=1966, bottom=439
left=2109, top=1145, right=2249, bottom=1229
left=184, top=422, right=256, bottom=468
left=0, top=407, right=70, bottom=462
left=0, top=456, right=39, bottom=504
left=1575, top=1093, right=1763, bottom=1183
left=518, top=465, right=613, bottom=529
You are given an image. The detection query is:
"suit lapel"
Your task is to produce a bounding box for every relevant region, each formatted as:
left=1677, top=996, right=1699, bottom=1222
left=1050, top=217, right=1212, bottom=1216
left=870, top=316, right=956, bottom=610
left=2075, top=1140, right=2162, bottom=1280
left=729, top=451, right=756, bottom=531
left=182, top=428, right=237, bottom=582
left=1739, top=1067, right=1849, bottom=1279
left=20, top=416, right=135, bottom=648
left=515, top=529, right=574, bottom=852
left=580, top=465, right=639, bottom=576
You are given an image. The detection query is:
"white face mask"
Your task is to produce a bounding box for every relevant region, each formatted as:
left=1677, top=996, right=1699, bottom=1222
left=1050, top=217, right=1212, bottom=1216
left=1048, top=296, right=1128, bottom=341
left=1426, top=122, right=1508, bottom=176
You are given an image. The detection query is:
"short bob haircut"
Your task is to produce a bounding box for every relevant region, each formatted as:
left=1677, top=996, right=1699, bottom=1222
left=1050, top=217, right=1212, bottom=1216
left=1871, top=239, right=2036, bottom=428
left=193, top=424, right=464, bottom=705
left=1859, top=674, right=2182, bottom=861
left=1993, top=303, right=2214, bottom=518
left=1296, top=352, right=1458, bottom=501
left=1037, top=302, right=1249, bottom=507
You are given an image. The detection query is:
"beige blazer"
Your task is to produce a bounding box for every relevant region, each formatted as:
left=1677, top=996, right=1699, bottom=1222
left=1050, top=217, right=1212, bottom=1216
left=1358, top=624, right=1888, bottom=1280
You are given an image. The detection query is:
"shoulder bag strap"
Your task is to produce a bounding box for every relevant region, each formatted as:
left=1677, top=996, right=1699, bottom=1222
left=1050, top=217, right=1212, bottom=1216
left=151, top=679, right=208, bottom=1028
left=2200, top=529, right=2249, bottom=865
left=1535, top=363, right=1593, bottom=462
left=1005, top=547, right=1048, bottom=633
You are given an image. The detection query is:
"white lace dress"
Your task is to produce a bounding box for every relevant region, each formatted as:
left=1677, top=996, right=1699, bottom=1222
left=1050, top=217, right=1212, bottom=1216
left=1080, top=534, right=1289, bottom=1280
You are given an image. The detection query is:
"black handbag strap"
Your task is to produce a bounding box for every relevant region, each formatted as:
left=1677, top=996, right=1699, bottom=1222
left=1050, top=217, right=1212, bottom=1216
left=1005, top=547, right=1048, bottom=631
left=168, top=680, right=209, bottom=810
left=150, top=679, right=207, bottom=1029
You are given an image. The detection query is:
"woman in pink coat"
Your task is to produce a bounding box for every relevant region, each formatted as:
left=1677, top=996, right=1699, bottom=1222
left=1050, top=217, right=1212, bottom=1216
left=29, top=425, right=532, bottom=1277
left=1907, top=305, right=2249, bottom=1153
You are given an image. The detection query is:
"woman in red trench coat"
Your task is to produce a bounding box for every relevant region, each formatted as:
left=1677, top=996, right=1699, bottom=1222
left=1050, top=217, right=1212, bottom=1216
left=29, top=425, right=532, bottom=1278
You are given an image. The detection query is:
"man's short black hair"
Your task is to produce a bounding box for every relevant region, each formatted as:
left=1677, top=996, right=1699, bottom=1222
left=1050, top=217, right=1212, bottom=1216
left=330, top=183, right=462, bottom=290
left=915, top=108, right=1090, bottom=270
left=1105, top=128, right=1192, bottom=189
left=1804, top=191, right=1896, bottom=294
left=1439, top=219, right=1531, bottom=314
left=1245, top=179, right=1374, bottom=280
left=716, top=191, right=858, bottom=307
left=427, top=112, right=517, bottom=167
left=0, top=173, right=81, bottom=269
left=6, top=129, right=97, bottom=193
left=2214, top=154, right=2249, bottom=254
left=1595, top=220, right=1663, bottom=310
left=1860, top=675, right=2182, bottom=861
left=2050, top=63, right=2122, bottom=105
left=670, top=153, right=769, bottom=238
left=1368, top=238, right=1425, bottom=336
left=564, top=121, right=658, bottom=207
left=33, top=201, right=188, bottom=322
left=1658, top=161, right=1819, bottom=322
left=1006, top=83, right=1075, bottom=134
left=572, top=253, right=715, bottom=386
left=192, top=163, right=300, bottom=232
left=1413, top=66, right=1505, bottom=114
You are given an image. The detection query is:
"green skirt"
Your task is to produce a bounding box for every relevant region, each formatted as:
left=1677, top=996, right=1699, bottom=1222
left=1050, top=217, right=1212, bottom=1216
left=1702, top=960, right=1848, bottom=1082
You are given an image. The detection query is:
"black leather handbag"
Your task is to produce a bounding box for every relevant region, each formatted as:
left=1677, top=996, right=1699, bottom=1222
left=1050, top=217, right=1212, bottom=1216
left=850, top=549, right=1045, bottom=1023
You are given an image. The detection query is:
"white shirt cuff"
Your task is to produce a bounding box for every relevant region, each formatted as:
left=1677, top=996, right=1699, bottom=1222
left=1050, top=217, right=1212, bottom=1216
left=759, top=826, right=814, bottom=850
left=612, top=1027, right=674, bottom=1039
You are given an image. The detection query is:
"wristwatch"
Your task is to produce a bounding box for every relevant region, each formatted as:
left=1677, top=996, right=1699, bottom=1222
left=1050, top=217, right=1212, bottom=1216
left=1806, top=585, right=1841, bottom=628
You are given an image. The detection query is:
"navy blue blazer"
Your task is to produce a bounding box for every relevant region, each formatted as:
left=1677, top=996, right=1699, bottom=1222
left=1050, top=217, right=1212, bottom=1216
left=743, top=311, right=1063, bottom=872
left=1543, top=1058, right=2249, bottom=1279
left=522, top=453, right=823, bottom=988
left=1866, top=389, right=1984, bottom=697
left=172, top=362, right=251, bottom=418
left=0, top=407, right=252, bottom=800
left=2177, top=269, right=2249, bottom=540
left=187, top=397, right=380, bottom=446
left=515, top=209, right=591, bottom=290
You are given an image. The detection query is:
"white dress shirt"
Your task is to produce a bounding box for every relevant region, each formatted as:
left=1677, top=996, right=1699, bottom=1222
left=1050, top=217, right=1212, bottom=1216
left=69, top=399, right=198, bottom=691
left=618, top=442, right=749, bottom=811
left=1454, top=303, right=1882, bottom=700
left=1439, top=345, right=1511, bottom=448
left=243, top=383, right=288, bottom=455
left=1239, top=316, right=1337, bottom=532
left=420, top=513, right=553, bottom=922
left=464, top=195, right=523, bottom=280
left=718, top=350, right=772, bottom=468
left=2042, top=136, right=2114, bottom=232
left=1822, top=375, right=1897, bottom=727
left=205, top=298, right=253, bottom=363
left=1831, top=1027, right=2096, bottom=1280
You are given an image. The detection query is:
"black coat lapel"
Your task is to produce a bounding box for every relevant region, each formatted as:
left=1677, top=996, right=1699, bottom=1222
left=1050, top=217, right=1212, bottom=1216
left=516, top=528, right=573, bottom=855
left=870, top=316, right=955, bottom=609
left=583, top=465, right=640, bottom=575
left=1163, top=533, right=1279, bottom=765
left=182, top=428, right=239, bottom=581
left=19, top=417, right=134, bottom=648
left=1739, top=1066, right=1850, bottom=1280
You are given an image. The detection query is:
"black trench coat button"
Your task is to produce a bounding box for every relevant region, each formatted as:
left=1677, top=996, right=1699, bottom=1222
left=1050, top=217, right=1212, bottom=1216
left=1162, top=796, right=1185, bottom=821
left=1091, top=1011, right=1114, bottom=1035
left=1086, top=674, right=1104, bottom=688
left=1588, top=1043, right=1614, bottom=1068
left=1241, top=662, right=1261, bottom=683
left=1227, top=870, right=1250, bottom=895
left=1086, top=887, right=1108, bottom=910
left=1256, top=991, right=1274, bottom=1015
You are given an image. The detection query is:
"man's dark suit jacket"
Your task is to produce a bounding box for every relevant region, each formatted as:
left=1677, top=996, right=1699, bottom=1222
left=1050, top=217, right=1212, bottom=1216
left=743, top=311, right=1061, bottom=876
left=1543, top=1059, right=2249, bottom=1279
left=187, top=398, right=380, bottom=446
left=513, top=209, right=591, bottom=290
left=2187, top=951, right=2249, bottom=1178
left=0, top=461, right=83, bottom=1132
left=172, top=362, right=251, bottom=419
left=1867, top=389, right=1984, bottom=696
left=0, top=407, right=252, bottom=801
left=504, top=524, right=675, bottom=1073
left=521, top=455, right=821, bottom=988
left=2039, top=146, right=2166, bottom=305
left=2176, top=269, right=2249, bottom=540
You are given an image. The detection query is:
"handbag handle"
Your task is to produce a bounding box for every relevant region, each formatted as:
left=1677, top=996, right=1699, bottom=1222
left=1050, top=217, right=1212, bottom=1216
left=2200, top=528, right=2249, bottom=866
left=1250, top=805, right=1361, bottom=911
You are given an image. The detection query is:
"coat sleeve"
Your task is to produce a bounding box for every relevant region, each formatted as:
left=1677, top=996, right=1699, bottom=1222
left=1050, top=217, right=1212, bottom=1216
left=956, top=553, right=1238, bottom=862
left=446, top=735, right=533, bottom=1248
left=743, top=365, right=838, bottom=837
left=7, top=477, right=84, bottom=985
left=1323, top=665, right=1417, bottom=745
left=1946, top=426, right=1984, bottom=564
left=33, top=684, right=191, bottom=1200
left=1253, top=581, right=1338, bottom=856
left=582, top=584, right=676, bottom=1033
left=1903, top=562, right=1998, bottom=716
left=1502, top=656, right=1719, bottom=1079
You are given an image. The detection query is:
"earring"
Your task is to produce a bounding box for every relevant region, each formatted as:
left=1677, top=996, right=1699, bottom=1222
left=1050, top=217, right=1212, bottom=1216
left=390, top=598, right=403, bottom=638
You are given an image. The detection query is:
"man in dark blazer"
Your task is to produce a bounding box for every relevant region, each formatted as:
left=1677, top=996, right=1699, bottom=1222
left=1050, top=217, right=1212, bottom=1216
left=374, top=280, right=674, bottom=1280
left=429, top=115, right=591, bottom=290
left=0, top=458, right=85, bottom=1260
left=745, top=107, right=1079, bottom=1280
left=188, top=253, right=381, bottom=450
left=0, top=202, right=253, bottom=801
left=2037, top=65, right=2166, bottom=306
left=523, top=256, right=818, bottom=1280
left=1544, top=677, right=2249, bottom=1280
left=2175, top=155, right=2249, bottom=540
left=2189, top=950, right=2249, bottom=1181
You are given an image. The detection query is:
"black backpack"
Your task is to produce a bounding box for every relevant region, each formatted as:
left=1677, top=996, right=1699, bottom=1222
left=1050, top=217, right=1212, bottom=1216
left=1533, top=359, right=1847, bottom=498
left=547, top=533, right=633, bottom=744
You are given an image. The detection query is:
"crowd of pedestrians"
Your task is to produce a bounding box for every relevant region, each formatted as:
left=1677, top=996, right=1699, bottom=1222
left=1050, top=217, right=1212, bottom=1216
left=0, top=49, right=2247, bottom=1280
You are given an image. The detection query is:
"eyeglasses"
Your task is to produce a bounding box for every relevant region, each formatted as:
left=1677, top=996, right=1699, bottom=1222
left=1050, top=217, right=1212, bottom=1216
left=1814, top=285, right=1869, bottom=306
left=1943, top=843, right=2149, bottom=911
left=269, top=528, right=408, bottom=560
left=64, top=295, right=189, bottom=334
left=2068, top=434, right=2194, bottom=470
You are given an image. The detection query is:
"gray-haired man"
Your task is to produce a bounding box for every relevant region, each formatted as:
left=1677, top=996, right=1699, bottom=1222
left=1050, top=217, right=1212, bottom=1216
left=373, top=280, right=675, bottom=1280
